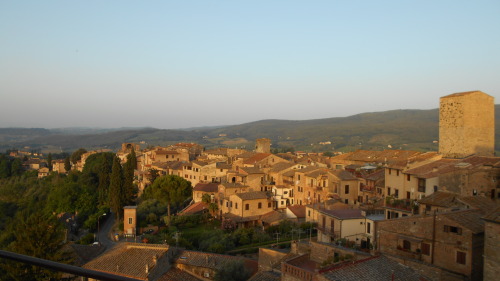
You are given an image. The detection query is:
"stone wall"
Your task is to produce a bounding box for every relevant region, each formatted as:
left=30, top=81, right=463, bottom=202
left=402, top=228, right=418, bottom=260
left=484, top=220, right=500, bottom=281
left=439, top=91, right=494, bottom=158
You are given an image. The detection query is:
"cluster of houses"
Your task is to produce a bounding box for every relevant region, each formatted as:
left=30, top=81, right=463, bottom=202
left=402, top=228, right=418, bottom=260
left=30, top=91, right=500, bottom=280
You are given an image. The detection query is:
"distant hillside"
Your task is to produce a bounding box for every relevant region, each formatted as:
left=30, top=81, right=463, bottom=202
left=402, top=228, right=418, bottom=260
left=1, top=106, right=500, bottom=153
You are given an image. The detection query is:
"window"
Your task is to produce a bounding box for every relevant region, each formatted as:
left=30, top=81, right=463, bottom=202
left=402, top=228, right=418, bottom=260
left=456, top=251, right=466, bottom=265
left=444, top=225, right=462, bottom=235
left=245, top=204, right=249, bottom=210
left=407, top=174, right=410, bottom=181
left=418, top=178, right=426, bottom=192
left=345, top=185, right=350, bottom=194
left=396, top=170, right=400, bottom=176
left=367, top=222, right=371, bottom=234
left=298, top=175, right=301, bottom=180
left=388, top=169, right=392, bottom=175
left=394, top=189, right=399, bottom=198
left=407, top=192, right=411, bottom=199
left=226, top=202, right=228, bottom=207
left=421, top=243, right=430, bottom=256
left=403, top=240, right=411, bottom=251
left=258, top=202, right=262, bottom=209
left=308, top=210, right=311, bottom=217
left=235, top=203, right=238, bottom=209
left=387, top=187, right=391, bottom=195
left=230, top=201, right=232, bottom=207
left=268, top=202, right=271, bottom=208
left=128, top=218, right=133, bottom=225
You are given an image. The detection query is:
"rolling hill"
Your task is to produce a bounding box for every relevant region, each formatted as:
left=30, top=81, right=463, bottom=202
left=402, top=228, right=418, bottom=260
left=1, top=106, right=499, bottom=154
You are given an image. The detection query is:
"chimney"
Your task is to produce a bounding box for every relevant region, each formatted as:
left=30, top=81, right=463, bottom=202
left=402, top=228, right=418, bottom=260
left=145, top=264, right=149, bottom=274
left=153, top=255, right=158, bottom=265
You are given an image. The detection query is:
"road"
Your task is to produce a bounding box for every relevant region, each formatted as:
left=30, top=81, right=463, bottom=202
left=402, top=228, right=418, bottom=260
left=97, top=212, right=116, bottom=252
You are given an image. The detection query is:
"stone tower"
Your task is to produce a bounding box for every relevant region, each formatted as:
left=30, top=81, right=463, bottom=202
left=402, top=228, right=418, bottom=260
left=255, top=138, right=271, bottom=153
left=439, top=91, right=495, bottom=158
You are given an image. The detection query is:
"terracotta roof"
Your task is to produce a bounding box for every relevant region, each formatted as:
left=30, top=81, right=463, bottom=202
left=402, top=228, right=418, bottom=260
left=441, top=209, right=485, bottom=234
left=220, top=182, right=248, bottom=188
left=243, top=153, right=272, bottom=164
left=83, top=243, right=169, bottom=279
left=204, top=148, right=229, bottom=156
left=239, top=167, right=264, bottom=174
left=179, top=202, right=208, bottom=215
left=282, top=170, right=296, bottom=177
left=483, top=206, right=500, bottom=224
left=191, top=160, right=208, bottom=166
left=155, top=150, right=179, bottom=155
left=331, top=170, right=358, bottom=181
left=287, top=205, right=306, bottom=218
left=321, top=255, right=429, bottom=281
left=260, top=210, right=287, bottom=224
left=216, top=162, right=232, bottom=169
left=320, top=209, right=364, bottom=220
left=458, top=196, right=498, bottom=213
left=193, top=182, right=219, bottom=192
left=403, top=158, right=458, bottom=178
left=365, top=169, right=385, bottom=181
left=236, top=191, right=271, bottom=201
left=174, top=250, right=258, bottom=274
left=441, top=90, right=489, bottom=98
left=158, top=268, right=202, bottom=281
left=418, top=191, right=459, bottom=207
left=269, top=162, right=295, bottom=173
left=248, top=271, right=281, bottom=281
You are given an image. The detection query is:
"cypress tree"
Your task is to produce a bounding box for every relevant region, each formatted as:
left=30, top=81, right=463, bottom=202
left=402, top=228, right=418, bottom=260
left=109, top=156, right=124, bottom=220
left=64, top=157, right=71, bottom=172
left=47, top=153, right=53, bottom=171
left=98, top=154, right=111, bottom=206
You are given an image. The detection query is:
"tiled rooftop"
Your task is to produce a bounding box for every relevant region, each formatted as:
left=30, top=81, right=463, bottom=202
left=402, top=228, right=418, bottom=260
left=321, top=255, right=429, bottom=281
left=174, top=250, right=258, bottom=274
left=83, top=243, right=169, bottom=279
left=320, top=209, right=364, bottom=220
left=193, top=182, right=219, bottom=192
left=157, top=268, right=202, bottom=281
left=236, top=191, right=272, bottom=201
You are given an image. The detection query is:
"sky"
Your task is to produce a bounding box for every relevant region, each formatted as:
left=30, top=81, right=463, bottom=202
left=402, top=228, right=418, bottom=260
left=1, top=1, right=499, bottom=129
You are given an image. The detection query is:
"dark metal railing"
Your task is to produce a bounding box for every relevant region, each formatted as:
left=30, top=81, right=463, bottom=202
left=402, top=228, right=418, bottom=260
left=0, top=250, right=142, bottom=281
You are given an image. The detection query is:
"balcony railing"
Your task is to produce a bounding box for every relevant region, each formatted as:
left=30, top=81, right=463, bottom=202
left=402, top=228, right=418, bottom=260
left=385, top=197, right=418, bottom=213
left=316, top=226, right=340, bottom=240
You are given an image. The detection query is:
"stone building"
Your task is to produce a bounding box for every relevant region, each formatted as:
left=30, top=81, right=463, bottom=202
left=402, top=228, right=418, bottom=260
left=439, top=91, right=495, bottom=158
left=377, top=209, right=486, bottom=280
left=483, top=207, right=500, bottom=281
left=255, top=138, right=271, bottom=154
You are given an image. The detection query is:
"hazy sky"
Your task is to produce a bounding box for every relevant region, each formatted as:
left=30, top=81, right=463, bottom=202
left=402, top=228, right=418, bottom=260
left=1, top=1, right=499, bottom=129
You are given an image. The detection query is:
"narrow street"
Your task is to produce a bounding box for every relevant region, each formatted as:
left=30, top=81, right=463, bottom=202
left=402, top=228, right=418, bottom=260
left=97, top=212, right=116, bottom=252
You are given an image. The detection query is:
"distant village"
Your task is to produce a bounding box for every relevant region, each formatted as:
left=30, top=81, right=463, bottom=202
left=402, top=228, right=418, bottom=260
left=9, top=91, right=500, bottom=281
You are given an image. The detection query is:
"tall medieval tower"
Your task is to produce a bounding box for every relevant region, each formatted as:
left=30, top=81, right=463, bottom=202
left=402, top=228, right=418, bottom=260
left=439, top=91, right=495, bottom=158
left=255, top=138, right=271, bottom=153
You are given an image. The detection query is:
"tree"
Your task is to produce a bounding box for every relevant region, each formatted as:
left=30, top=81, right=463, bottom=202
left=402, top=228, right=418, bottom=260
left=70, top=148, right=87, bottom=164
left=1, top=212, right=69, bottom=281
left=0, top=154, right=11, bottom=178
left=97, top=154, right=111, bottom=206
left=123, top=150, right=138, bottom=205
left=47, top=153, right=53, bottom=171
left=148, top=168, right=159, bottom=184
left=10, top=158, right=22, bottom=176
left=64, top=157, right=71, bottom=172
left=202, top=193, right=212, bottom=204
left=143, top=175, right=192, bottom=224
left=109, top=156, right=124, bottom=220
left=208, top=202, right=219, bottom=217
left=214, top=259, right=251, bottom=281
